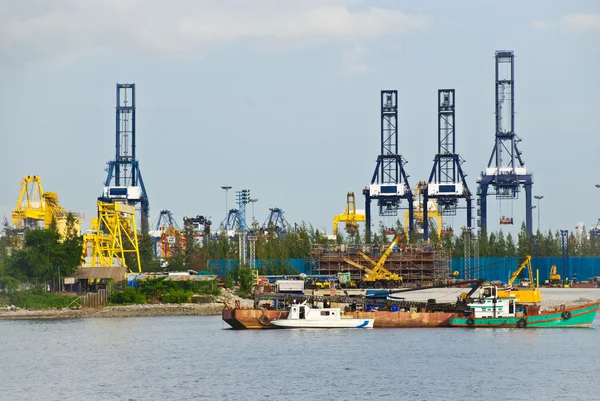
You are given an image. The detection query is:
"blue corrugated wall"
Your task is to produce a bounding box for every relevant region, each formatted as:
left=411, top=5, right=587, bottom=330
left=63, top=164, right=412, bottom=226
left=452, top=257, right=600, bottom=283
left=207, top=258, right=310, bottom=277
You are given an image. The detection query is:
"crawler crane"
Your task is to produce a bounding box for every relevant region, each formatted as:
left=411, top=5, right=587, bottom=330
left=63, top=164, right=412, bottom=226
left=343, top=234, right=404, bottom=288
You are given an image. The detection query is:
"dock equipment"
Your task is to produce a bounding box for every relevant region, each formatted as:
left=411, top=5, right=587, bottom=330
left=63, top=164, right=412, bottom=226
left=12, top=175, right=83, bottom=243
left=100, top=84, right=150, bottom=232
left=151, top=210, right=185, bottom=258
left=363, top=90, right=413, bottom=240
left=333, top=192, right=366, bottom=236
left=81, top=201, right=141, bottom=272
left=342, top=234, right=404, bottom=288
left=406, top=182, right=443, bottom=239
left=261, top=207, right=291, bottom=236
left=421, top=90, right=472, bottom=241
left=183, top=215, right=212, bottom=246
left=477, top=51, right=533, bottom=235
left=496, top=255, right=541, bottom=303
left=312, top=241, right=450, bottom=286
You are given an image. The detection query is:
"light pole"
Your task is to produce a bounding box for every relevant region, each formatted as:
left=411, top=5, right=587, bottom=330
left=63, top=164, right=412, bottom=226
left=534, top=195, right=543, bottom=233
left=221, top=186, right=232, bottom=220
left=249, top=198, right=258, bottom=223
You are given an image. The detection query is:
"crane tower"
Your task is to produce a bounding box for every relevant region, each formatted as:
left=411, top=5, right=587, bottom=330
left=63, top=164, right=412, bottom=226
left=477, top=51, right=533, bottom=235
left=363, top=90, right=413, bottom=240
left=422, top=89, right=472, bottom=240
left=100, top=83, right=150, bottom=232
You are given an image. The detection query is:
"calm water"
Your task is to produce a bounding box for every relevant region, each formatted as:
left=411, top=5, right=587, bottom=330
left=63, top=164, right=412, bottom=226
left=1, top=316, right=600, bottom=401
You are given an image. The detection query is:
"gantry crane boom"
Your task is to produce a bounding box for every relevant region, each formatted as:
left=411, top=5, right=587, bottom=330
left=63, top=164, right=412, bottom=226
left=333, top=192, right=366, bottom=236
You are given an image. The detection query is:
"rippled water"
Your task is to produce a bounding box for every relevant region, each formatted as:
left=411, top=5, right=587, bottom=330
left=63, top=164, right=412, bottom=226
left=2, top=316, right=600, bottom=401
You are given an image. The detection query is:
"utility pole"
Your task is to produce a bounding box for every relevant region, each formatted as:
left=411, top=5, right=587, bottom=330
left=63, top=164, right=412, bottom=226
left=534, top=195, right=543, bottom=232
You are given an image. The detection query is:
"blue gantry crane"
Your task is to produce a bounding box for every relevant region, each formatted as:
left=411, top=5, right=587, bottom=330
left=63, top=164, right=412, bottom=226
left=261, top=207, right=291, bottom=236
left=100, top=83, right=150, bottom=232
left=363, top=90, right=413, bottom=240
left=422, top=89, right=472, bottom=240
left=477, top=51, right=533, bottom=236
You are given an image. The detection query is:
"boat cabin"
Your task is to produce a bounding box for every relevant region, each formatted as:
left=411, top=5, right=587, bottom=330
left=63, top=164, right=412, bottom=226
left=467, top=286, right=517, bottom=318
left=288, top=303, right=342, bottom=321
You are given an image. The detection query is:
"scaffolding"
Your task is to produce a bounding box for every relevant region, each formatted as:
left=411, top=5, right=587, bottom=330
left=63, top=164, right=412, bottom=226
left=310, top=243, right=451, bottom=286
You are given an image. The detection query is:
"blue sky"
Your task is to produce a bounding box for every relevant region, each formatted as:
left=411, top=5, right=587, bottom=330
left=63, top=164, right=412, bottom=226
left=0, top=0, right=599, bottom=238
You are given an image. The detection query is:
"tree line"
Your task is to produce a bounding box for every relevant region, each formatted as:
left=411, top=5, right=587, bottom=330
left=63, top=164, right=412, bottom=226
left=2, top=216, right=599, bottom=283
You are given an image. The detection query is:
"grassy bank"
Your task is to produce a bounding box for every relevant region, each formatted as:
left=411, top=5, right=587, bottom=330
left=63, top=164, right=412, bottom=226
left=0, top=288, right=78, bottom=309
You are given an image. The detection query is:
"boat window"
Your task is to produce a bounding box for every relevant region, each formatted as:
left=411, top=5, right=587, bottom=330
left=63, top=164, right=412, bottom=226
left=299, top=307, right=305, bottom=319
left=320, top=311, right=330, bottom=316
left=509, top=300, right=514, bottom=314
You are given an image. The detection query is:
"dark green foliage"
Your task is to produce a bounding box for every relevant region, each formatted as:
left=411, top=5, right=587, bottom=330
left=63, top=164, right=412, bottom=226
left=137, top=277, right=220, bottom=302
left=109, top=287, right=147, bottom=304
left=162, top=289, right=193, bottom=304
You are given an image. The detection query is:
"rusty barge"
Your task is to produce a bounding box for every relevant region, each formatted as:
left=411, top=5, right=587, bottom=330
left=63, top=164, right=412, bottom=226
left=222, top=307, right=454, bottom=329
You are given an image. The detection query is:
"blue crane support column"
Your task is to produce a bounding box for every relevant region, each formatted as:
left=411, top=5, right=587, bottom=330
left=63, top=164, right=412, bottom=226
left=364, top=90, right=413, bottom=241
left=101, top=83, right=150, bottom=232
left=476, top=51, right=533, bottom=236
left=422, top=89, right=472, bottom=241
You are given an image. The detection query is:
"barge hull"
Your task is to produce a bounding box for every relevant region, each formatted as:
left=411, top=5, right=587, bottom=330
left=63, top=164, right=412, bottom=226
left=222, top=308, right=453, bottom=329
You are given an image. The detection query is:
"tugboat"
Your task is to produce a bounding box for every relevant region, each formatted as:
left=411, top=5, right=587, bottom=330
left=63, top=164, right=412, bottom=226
left=269, top=302, right=374, bottom=329
left=450, top=285, right=599, bottom=328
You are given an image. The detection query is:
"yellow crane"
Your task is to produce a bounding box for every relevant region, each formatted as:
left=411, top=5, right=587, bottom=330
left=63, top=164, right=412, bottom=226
left=404, top=182, right=442, bottom=238
left=343, top=234, right=403, bottom=288
left=333, top=192, right=366, bottom=236
left=12, top=175, right=82, bottom=241
left=81, top=201, right=141, bottom=273
left=497, top=255, right=541, bottom=303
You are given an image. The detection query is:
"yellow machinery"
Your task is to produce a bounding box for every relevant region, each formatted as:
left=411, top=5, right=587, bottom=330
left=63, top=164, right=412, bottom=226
left=12, top=175, right=82, bottom=241
left=404, top=182, right=442, bottom=238
left=497, top=255, right=541, bottom=303
left=343, top=234, right=403, bottom=288
left=333, top=192, right=366, bottom=236
left=81, top=201, right=141, bottom=273
left=549, top=265, right=561, bottom=287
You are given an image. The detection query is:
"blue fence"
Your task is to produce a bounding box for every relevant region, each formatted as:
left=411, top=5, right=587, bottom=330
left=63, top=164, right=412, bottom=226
left=452, top=257, right=600, bottom=284
left=207, top=258, right=310, bottom=277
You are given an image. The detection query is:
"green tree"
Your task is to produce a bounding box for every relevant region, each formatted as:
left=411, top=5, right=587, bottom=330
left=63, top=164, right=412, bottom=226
left=58, top=212, right=84, bottom=277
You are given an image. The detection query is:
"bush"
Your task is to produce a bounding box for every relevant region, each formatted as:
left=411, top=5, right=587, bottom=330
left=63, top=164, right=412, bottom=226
left=110, top=287, right=147, bottom=304
left=162, top=289, right=192, bottom=304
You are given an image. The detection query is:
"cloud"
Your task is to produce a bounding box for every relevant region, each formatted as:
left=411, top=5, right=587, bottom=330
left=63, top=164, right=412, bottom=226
left=0, top=1, right=429, bottom=66
left=561, top=13, right=600, bottom=31
left=531, top=20, right=551, bottom=30
left=341, top=44, right=369, bottom=75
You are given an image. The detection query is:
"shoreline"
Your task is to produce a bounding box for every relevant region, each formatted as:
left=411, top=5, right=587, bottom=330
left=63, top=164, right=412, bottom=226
left=2, top=288, right=599, bottom=321
left=0, top=303, right=226, bottom=320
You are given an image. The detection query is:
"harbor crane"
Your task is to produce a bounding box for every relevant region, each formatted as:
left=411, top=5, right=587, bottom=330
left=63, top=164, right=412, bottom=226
left=363, top=90, right=413, bottom=241
left=422, top=89, right=472, bottom=241
left=12, top=175, right=83, bottom=243
left=100, top=83, right=150, bottom=232
left=262, top=207, right=291, bottom=236
left=150, top=210, right=185, bottom=259
left=477, top=51, right=533, bottom=235
left=333, top=192, right=366, bottom=236
left=496, top=255, right=541, bottom=303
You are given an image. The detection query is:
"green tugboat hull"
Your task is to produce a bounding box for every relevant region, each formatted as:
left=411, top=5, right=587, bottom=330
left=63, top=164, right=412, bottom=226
left=451, top=301, right=599, bottom=328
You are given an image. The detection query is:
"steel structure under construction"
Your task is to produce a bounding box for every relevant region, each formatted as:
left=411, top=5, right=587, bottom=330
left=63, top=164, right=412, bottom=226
left=310, top=242, right=451, bottom=286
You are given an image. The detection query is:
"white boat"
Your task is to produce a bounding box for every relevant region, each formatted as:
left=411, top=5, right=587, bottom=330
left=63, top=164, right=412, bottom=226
left=270, top=302, right=374, bottom=329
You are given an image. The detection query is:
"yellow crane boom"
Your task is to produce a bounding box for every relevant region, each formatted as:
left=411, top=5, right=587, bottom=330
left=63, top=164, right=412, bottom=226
left=497, top=255, right=541, bottom=303
left=333, top=192, right=366, bottom=235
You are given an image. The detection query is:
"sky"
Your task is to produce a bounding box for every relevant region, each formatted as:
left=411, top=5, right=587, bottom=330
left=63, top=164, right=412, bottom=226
left=0, top=0, right=599, bottom=239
